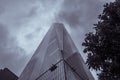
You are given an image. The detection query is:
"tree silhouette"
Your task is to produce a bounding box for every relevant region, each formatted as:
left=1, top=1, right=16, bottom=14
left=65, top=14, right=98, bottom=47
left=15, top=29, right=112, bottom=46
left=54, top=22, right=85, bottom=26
left=82, top=0, right=120, bottom=80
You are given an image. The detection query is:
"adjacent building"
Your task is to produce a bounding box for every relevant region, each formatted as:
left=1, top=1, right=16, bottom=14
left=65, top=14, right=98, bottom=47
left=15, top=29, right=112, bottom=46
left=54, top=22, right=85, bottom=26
left=0, top=68, right=18, bottom=80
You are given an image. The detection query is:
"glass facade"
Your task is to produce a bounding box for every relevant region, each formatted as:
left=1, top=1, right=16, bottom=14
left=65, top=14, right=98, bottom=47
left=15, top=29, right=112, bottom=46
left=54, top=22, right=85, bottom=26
left=36, top=60, right=65, bottom=80
left=18, top=23, right=94, bottom=80
left=35, top=59, right=84, bottom=80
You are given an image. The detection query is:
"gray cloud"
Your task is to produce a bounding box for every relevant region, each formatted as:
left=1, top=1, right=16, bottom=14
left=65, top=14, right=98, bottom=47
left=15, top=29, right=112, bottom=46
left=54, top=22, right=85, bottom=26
left=0, top=23, right=27, bottom=75
left=25, top=27, right=41, bottom=40
left=0, top=1, right=37, bottom=76
left=0, top=7, right=4, bottom=15
left=57, top=0, right=104, bottom=28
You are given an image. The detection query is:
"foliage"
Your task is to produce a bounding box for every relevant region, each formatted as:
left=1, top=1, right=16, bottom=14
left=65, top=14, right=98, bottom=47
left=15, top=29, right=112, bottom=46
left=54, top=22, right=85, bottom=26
left=82, top=0, right=120, bottom=80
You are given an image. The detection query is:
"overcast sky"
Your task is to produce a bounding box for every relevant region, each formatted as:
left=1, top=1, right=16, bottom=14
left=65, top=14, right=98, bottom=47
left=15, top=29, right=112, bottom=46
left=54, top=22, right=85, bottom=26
left=0, top=0, right=114, bottom=79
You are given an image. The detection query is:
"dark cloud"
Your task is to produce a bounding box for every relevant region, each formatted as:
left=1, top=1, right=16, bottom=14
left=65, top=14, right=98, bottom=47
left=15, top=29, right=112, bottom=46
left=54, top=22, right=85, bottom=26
left=0, top=0, right=38, bottom=28
left=57, top=0, right=107, bottom=30
left=0, top=23, right=27, bottom=76
left=26, top=6, right=38, bottom=18
left=0, top=4, right=5, bottom=15
left=56, top=0, right=114, bottom=47
left=55, top=0, right=107, bottom=57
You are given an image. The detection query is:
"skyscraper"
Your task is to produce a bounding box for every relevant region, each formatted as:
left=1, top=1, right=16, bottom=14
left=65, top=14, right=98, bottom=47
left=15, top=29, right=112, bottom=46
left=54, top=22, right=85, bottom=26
left=19, top=23, right=94, bottom=80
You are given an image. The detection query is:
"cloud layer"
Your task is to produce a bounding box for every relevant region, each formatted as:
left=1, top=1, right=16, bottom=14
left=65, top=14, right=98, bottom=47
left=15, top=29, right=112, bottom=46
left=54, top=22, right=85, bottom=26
left=0, top=23, right=27, bottom=75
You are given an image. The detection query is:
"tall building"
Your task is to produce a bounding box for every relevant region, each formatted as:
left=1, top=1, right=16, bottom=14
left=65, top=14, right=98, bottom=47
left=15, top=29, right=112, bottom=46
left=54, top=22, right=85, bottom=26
left=0, top=68, right=18, bottom=80
left=19, top=23, right=95, bottom=80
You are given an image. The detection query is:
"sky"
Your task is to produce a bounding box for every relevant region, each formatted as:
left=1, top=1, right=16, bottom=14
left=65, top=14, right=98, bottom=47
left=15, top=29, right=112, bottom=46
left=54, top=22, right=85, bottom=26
left=0, top=0, right=115, bottom=79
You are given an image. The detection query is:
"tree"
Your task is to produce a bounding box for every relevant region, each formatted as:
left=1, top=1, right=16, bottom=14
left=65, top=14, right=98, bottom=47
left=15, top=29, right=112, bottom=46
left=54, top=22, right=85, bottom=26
left=82, top=0, right=120, bottom=80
